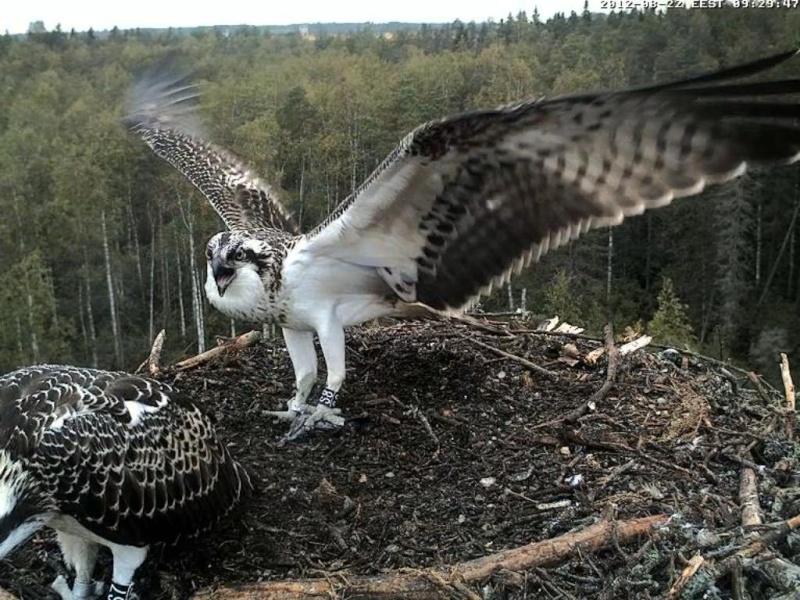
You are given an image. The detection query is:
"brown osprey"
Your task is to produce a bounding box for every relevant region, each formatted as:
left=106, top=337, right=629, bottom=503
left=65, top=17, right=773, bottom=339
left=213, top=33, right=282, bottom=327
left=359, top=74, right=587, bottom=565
left=0, top=365, right=250, bottom=600
left=126, top=49, right=800, bottom=442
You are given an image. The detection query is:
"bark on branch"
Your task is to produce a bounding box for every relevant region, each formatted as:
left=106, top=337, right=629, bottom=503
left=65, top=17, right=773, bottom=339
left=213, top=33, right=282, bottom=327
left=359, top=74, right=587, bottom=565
left=174, top=330, right=262, bottom=371
left=193, top=514, right=667, bottom=599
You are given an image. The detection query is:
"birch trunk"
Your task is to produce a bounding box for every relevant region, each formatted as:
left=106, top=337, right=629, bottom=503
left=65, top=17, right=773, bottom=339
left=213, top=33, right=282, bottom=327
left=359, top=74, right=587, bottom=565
left=177, top=192, right=206, bottom=353
left=127, top=188, right=143, bottom=288
left=148, top=219, right=156, bottom=343
left=101, top=211, right=123, bottom=366
left=175, top=238, right=187, bottom=340
left=25, top=289, right=40, bottom=363
left=82, top=251, right=99, bottom=368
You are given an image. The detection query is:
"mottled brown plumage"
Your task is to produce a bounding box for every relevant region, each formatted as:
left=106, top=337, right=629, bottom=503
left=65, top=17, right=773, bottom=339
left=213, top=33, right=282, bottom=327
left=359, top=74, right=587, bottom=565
left=0, top=365, right=250, bottom=599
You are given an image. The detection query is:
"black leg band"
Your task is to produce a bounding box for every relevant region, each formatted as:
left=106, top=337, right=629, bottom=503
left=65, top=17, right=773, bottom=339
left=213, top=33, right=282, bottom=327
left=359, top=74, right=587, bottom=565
left=107, top=582, right=132, bottom=600
left=319, top=387, right=338, bottom=408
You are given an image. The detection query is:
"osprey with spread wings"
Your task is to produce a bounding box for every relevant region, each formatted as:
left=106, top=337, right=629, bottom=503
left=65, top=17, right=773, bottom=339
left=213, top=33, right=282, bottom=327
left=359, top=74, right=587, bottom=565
left=126, top=50, right=800, bottom=442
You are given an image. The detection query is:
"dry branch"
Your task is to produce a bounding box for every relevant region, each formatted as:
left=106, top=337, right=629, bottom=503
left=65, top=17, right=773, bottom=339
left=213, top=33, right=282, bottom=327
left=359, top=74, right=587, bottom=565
left=140, top=329, right=166, bottom=376
left=676, top=514, right=800, bottom=596
left=464, top=337, right=557, bottom=381
left=565, top=324, right=618, bottom=422
left=665, top=554, right=705, bottom=599
left=779, top=353, right=795, bottom=439
left=747, top=371, right=774, bottom=406
left=193, top=514, right=667, bottom=600
left=0, top=587, right=18, bottom=600
left=619, top=335, right=652, bottom=356
left=739, top=459, right=763, bottom=529
left=174, top=330, right=262, bottom=371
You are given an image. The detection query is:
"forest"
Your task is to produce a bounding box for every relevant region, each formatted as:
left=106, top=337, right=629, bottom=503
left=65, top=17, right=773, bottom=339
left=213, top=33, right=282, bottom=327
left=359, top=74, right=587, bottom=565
left=1, top=5, right=799, bottom=383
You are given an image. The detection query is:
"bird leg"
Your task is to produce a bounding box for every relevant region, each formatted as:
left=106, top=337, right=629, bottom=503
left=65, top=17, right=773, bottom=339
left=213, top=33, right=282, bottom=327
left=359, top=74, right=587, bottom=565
left=51, top=576, right=104, bottom=600
left=106, top=543, right=147, bottom=600
left=282, top=323, right=346, bottom=443
left=264, top=328, right=318, bottom=421
left=52, top=533, right=103, bottom=600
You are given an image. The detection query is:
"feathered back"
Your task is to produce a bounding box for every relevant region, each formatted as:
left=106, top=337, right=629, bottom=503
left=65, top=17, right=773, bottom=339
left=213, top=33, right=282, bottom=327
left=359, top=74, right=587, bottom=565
left=0, top=365, right=250, bottom=547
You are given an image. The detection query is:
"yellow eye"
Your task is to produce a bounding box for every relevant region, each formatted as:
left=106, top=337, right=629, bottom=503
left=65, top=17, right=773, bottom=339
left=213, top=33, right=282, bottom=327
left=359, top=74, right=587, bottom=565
left=204, top=247, right=212, bottom=261
left=234, top=248, right=246, bottom=261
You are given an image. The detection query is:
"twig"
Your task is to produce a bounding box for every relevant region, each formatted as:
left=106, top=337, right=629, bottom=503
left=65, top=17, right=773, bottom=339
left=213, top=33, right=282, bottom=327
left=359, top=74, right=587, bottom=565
left=174, top=330, right=262, bottom=370
left=193, top=515, right=668, bottom=599
left=463, top=337, right=558, bottom=381
left=779, top=353, right=795, bottom=439
left=447, top=313, right=516, bottom=337
left=665, top=554, right=705, bottom=599
left=564, top=324, right=618, bottom=422
left=747, top=371, right=774, bottom=406
left=675, top=514, right=800, bottom=596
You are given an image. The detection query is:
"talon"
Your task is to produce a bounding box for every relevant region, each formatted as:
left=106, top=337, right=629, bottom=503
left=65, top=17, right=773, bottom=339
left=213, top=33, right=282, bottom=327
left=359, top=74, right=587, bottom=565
left=280, top=405, right=344, bottom=444
left=264, top=408, right=308, bottom=421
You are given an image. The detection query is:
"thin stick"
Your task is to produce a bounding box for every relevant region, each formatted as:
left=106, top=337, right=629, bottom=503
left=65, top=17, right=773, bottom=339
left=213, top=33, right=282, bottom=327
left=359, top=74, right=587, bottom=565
left=779, top=353, right=796, bottom=439
left=747, top=371, right=774, bottom=406
left=464, top=337, right=558, bottom=381
left=665, top=553, right=705, bottom=599
left=564, top=324, right=618, bottom=422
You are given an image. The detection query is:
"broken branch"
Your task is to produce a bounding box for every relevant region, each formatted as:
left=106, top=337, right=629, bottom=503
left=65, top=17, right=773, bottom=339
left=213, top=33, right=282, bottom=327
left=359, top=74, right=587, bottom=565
left=779, top=353, right=795, bottom=439
left=174, top=330, right=262, bottom=371
left=193, top=514, right=667, bottom=599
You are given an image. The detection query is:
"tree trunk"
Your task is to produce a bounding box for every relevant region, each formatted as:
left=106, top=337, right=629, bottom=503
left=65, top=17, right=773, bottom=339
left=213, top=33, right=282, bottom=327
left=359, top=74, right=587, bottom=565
left=757, top=199, right=800, bottom=306
left=82, top=250, right=99, bottom=368
left=506, top=283, right=514, bottom=311
left=101, top=211, right=123, bottom=366
left=25, top=290, right=40, bottom=363
left=298, top=153, right=306, bottom=230
left=175, top=238, right=187, bottom=340
left=177, top=191, right=206, bottom=354
left=606, top=227, right=614, bottom=306
left=127, top=187, right=144, bottom=289
left=755, top=197, right=762, bottom=285
left=148, top=219, right=156, bottom=344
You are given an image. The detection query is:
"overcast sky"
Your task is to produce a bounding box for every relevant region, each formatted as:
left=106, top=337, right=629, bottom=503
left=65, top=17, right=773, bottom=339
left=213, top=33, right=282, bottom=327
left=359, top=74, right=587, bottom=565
left=3, top=0, right=597, bottom=35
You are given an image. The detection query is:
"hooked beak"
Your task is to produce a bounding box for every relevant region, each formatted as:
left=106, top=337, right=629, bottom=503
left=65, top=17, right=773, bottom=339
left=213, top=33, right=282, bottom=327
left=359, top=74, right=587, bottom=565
left=211, top=257, right=236, bottom=297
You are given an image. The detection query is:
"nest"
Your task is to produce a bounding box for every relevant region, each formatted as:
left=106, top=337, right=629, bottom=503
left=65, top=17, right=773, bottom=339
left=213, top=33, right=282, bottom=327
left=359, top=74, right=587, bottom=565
left=2, top=318, right=798, bottom=599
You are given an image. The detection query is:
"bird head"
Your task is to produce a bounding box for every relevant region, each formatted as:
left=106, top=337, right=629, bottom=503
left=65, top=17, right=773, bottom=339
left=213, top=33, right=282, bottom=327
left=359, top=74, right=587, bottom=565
left=0, top=452, right=49, bottom=559
left=205, top=232, right=270, bottom=298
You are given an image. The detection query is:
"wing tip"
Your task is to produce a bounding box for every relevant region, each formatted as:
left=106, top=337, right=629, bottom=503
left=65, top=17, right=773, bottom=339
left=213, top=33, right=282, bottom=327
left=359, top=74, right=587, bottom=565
left=124, top=67, right=203, bottom=136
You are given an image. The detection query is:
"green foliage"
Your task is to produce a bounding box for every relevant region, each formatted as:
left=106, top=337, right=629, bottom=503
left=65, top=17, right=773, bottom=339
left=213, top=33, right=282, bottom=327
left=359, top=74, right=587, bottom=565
left=543, top=269, right=583, bottom=325
left=647, top=278, right=696, bottom=349
left=0, top=251, right=74, bottom=367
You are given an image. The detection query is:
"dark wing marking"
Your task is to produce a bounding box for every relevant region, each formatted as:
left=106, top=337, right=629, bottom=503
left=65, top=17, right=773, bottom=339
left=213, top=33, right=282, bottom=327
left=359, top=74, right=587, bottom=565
left=0, top=365, right=250, bottom=546
left=302, top=49, right=800, bottom=310
left=125, top=73, right=298, bottom=234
